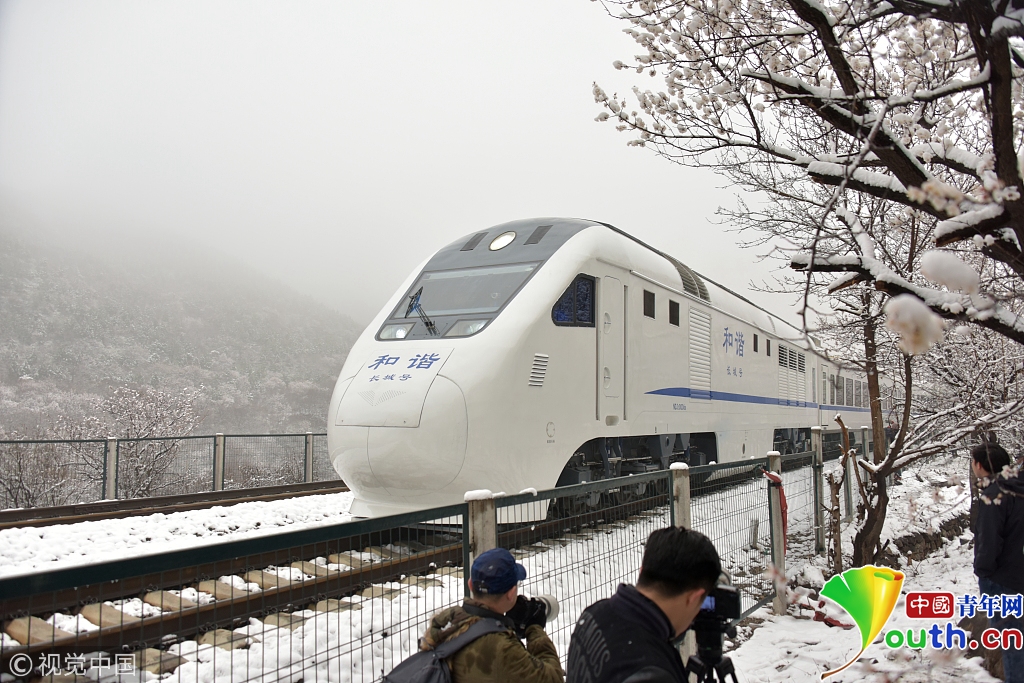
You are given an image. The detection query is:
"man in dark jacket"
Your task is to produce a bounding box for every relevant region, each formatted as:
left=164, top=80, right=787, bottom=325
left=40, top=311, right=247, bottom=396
left=972, top=442, right=1024, bottom=683
left=566, top=526, right=721, bottom=683
left=420, top=548, right=564, bottom=683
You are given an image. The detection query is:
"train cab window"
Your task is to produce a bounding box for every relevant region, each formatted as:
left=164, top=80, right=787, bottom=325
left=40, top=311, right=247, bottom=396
left=643, top=290, right=656, bottom=318
left=552, top=274, right=596, bottom=327
left=669, top=300, right=680, bottom=326
left=393, top=262, right=539, bottom=319
left=753, top=333, right=759, bottom=352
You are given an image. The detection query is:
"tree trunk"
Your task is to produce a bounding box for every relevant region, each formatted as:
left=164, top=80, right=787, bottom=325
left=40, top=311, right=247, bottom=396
left=862, top=303, right=888, bottom=465
left=851, top=475, right=889, bottom=566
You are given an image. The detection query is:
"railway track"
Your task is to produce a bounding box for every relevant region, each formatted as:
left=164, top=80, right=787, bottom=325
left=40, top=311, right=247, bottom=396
left=0, top=488, right=670, bottom=678
left=0, top=458, right=801, bottom=679
left=0, top=480, right=350, bottom=531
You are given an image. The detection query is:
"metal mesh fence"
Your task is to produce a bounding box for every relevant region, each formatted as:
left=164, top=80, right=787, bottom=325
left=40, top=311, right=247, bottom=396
left=312, top=433, right=340, bottom=483
left=222, top=435, right=305, bottom=490
left=495, top=471, right=672, bottom=664
left=0, top=440, right=105, bottom=509
left=2, top=456, right=837, bottom=681
left=689, top=459, right=773, bottom=618
left=0, top=434, right=335, bottom=508
left=780, top=452, right=817, bottom=565
left=0, top=506, right=468, bottom=683
left=115, top=436, right=215, bottom=500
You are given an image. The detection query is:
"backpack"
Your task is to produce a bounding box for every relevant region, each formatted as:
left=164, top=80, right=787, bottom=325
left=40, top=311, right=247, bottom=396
left=383, top=618, right=509, bottom=683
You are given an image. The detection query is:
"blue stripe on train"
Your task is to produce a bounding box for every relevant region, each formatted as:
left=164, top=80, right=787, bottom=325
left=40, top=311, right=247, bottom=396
left=644, top=388, right=871, bottom=412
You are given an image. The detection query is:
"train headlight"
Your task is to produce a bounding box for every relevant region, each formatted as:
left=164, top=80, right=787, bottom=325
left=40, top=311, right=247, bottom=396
left=379, top=323, right=415, bottom=339
left=444, top=319, right=488, bottom=337
left=489, top=231, right=516, bottom=250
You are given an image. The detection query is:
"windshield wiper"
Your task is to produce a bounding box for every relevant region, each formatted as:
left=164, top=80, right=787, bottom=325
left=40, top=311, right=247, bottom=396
left=405, top=287, right=439, bottom=336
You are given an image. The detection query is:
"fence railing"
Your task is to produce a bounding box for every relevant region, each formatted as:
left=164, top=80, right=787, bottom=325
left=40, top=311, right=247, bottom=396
left=0, top=433, right=339, bottom=510
left=0, top=440, right=849, bottom=683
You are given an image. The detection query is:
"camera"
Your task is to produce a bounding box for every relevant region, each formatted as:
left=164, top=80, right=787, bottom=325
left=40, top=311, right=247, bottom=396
left=506, top=593, right=560, bottom=639
left=685, top=578, right=740, bottom=683
left=532, top=594, right=560, bottom=623
left=695, top=583, right=741, bottom=624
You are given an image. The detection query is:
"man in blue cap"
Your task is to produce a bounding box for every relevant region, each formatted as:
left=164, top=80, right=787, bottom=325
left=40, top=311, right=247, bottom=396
left=420, top=547, right=564, bottom=683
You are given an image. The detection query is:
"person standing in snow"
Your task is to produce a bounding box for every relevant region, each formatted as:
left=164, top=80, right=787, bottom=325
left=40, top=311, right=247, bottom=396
left=566, top=526, right=721, bottom=683
left=419, top=547, right=564, bottom=683
left=972, top=442, right=1024, bottom=683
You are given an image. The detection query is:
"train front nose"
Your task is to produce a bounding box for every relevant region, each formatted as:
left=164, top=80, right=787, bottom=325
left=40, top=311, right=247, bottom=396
left=330, top=369, right=468, bottom=512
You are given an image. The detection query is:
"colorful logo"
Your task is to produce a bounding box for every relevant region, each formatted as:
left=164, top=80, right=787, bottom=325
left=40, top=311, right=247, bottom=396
left=819, top=565, right=905, bottom=679
left=905, top=592, right=954, bottom=619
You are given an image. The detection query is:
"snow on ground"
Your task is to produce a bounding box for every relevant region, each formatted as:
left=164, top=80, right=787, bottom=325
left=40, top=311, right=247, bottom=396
left=0, top=452, right=995, bottom=683
left=730, top=533, right=993, bottom=682
left=729, top=450, right=995, bottom=682
left=0, top=491, right=354, bottom=578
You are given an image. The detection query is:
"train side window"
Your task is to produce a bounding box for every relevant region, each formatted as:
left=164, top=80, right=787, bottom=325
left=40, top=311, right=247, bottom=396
left=766, top=339, right=771, bottom=357
left=643, top=290, right=656, bottom=318
left=829, top=374, right=835, bottom=404
left=669, top=300, right=680, bottom=326
left=551, top=274, right=596, bottom=327
left=753, top=333, right=759, bottom=352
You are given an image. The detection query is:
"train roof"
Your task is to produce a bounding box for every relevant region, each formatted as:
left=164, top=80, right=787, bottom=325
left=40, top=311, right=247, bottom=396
left=431, top=217, right=817, bottom=354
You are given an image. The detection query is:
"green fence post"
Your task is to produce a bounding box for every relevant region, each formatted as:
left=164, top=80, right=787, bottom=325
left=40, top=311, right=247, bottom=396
left=811, top=427, right=825, bottom=555
left=213, top=434, right=225, bottom=491
left=304, top=432, right=314, bottom=483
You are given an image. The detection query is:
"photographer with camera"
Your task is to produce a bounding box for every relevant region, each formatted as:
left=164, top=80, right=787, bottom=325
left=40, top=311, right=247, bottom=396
left=567, top=527, right=723, bottom=683
left=416, top=548, right=564, bottom=683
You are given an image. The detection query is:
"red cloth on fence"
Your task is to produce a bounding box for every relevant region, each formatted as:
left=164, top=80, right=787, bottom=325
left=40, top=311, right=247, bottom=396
left=762, top=470, right=788, bottom=552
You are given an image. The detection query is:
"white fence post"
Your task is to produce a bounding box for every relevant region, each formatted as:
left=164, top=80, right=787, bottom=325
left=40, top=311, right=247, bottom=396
left=670, top=465, right=697, bottom=663
left=811, top=427, right=825, bottom=555
left=104, top=437, right=118, bottom=500
left=213, top=434, right=225, bottom=491
left=304, top=432, right=314, bottom=483
left=466, top=494, right=497, bottom=571
left=768, top=451, right=787, bottom=615
left=670, top=464, right=692, bottom=529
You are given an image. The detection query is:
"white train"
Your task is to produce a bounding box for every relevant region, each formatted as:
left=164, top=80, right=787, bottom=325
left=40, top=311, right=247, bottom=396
left=328, top=218, right=873, bottom=518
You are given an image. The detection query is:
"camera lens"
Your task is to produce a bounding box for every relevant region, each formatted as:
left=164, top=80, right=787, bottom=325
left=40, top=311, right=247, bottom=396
left=535, top=594, right=560, bottom=623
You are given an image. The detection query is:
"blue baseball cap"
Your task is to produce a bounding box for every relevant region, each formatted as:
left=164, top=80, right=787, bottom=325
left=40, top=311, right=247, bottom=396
left=471, top=548, right=527, bottom=595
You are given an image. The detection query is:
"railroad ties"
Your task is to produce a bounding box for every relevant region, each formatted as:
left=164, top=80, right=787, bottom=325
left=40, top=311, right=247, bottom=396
left=0, top=508, right=674, bottom=682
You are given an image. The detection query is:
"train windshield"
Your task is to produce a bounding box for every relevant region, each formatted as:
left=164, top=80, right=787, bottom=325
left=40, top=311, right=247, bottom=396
left=393, top=262, right=539, bottom=318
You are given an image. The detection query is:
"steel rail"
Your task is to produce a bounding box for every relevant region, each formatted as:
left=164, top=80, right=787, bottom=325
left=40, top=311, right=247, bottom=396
left=0, top=480, right=348, bottom=530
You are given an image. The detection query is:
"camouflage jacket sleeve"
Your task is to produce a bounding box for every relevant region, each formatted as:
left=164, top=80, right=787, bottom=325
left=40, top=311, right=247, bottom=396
left=497, top=625, right=563, bottom=683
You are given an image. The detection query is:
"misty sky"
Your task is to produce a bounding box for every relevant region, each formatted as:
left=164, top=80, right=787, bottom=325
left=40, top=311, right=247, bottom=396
left=0, top=0, right=798, bottom=327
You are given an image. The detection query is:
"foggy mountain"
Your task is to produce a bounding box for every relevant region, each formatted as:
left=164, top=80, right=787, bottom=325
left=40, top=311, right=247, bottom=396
left=0, top=230, right=361, bottom=436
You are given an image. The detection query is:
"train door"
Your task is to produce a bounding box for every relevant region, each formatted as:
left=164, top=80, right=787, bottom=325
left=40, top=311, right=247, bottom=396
left=599, top=275, right=625, bottom=424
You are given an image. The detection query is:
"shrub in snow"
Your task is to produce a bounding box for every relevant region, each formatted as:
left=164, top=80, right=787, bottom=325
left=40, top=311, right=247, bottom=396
left=884, top=295, right=944, bottom=355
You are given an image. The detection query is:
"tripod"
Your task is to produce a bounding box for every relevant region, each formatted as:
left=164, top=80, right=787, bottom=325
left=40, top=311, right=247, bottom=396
left=684, top=628, right=739, bottom=683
